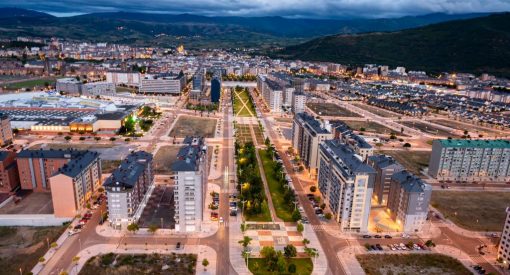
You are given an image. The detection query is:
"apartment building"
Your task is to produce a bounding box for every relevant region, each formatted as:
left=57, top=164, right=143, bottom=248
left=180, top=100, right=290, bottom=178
left=0, top=113, right=13, bottom=146
left=17, top=149, right=97, bottom=192
left=387, top=170, right=432, bottom=233
left=292, top=112, right=333, bottom=177
left=0, top=151, right=20, bottom=193
left=257, top=75, right=283, bottom=113
left=498, top=207, right=510, bottom=269
left=106, top=71, right=141, bottom=86
left=368, top=155, right=404, bottom=206
left=428, top=139, right=510, bottom=182
left=292, top=92, right=306, bottom=114
left=139, top=72, right=186, bottom=95
left=49, top=151, right=102, bottom=218
left=332, top=122, right=373, bottom=161
left=81, top=82, right=116, bottom=97
left=172, top=137, right=208, bottom=232
left=317, top=140, right=375, bottom=232
left=103, top=151, right=154, bottom=229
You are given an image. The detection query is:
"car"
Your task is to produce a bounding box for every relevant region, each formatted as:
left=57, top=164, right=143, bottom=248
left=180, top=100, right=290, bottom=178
left=384, top=235, right=392, bottom=239
left=176, top=242, right=182, bottom=250
left=362, top=235, right=372, bottom=239
left=68, top=229, right=80, bottom=236
left=230, top=210, right=237, bottom=216
left=374, top=235, right=382, bottom=239
left=315, top=209, right=323, bottom=215
left=219, top=217, right=224, bottom=223
left=74, top=224, right=83, bottom=230
left=375, top=244, right=383, bottom=251
left=473, top=265, right=482, bottom=271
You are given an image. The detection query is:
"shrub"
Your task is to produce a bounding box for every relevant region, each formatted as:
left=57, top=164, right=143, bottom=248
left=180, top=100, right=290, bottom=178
left=324, top=213, right=332, bottom=220
left=288, top=263, right=297, bottom=273
left=309, top=186, right=317, bottom=192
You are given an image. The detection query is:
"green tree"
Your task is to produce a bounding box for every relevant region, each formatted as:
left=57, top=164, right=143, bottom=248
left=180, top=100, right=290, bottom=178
left=297, top=222, right=304, bottom=233
left=64, top=136, right=71, bottom=141
left=309, top=186, right=317, bottom=192
left=324, top=213, right=332, bottom=220
left=202, top=258, right=209, bottom=271
left=288, top=263, right=297, bottom=273
left=284, top=244, right=297, bottom=258
left=148, top=224, right=159, bottom=234
left=277, top=251, right=286, bottom=272
left=127, top=223, right=139, bottom=234
left=403, top=143, right=411, bottom=148
left=238, top=236, right=252, bottom=249
left=94, top=136, right=101, bottom=141
left=292, top=209, right=301, bottom=222
left=302, top=238, right=310, bottom=246
left=110, top=137, right=116, bottom=142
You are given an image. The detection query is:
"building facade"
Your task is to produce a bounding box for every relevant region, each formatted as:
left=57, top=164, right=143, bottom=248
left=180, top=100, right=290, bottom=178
left=0, top=151, right=20, bottom=193
left=106, top=71, right=141, bottom=86
left=428, top=139, right=510, bottom=182
left=317, top=140, right=375, bottom=232
left=292, top=112, right=333, bottom=177
left=0, top=113, right=13, bottom=146
left=49, top=151, right=102, bottom=218
left=172, top=137, right=208, bottom=232
left=292, top=92, right=306, bottom=114
left=368, top=155, right=404, bottom=206
left=139, top=72, right=186, bottom=95
left=103, top=151, right=154, bottom=229
left=387, top=170, right=432, bottom=233
left=498, top=207, right=510, bottom=269
left=257, top=75, right=283, bottom=113
left=210, top=75, right=221, bottom=103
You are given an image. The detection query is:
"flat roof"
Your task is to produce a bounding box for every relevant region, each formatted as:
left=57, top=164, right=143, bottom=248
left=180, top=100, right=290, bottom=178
left=437, top=139, right=510, bottom=148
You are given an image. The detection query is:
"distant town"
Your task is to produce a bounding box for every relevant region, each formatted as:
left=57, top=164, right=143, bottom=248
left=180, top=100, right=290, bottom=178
left=0, top=35, right=509, bottom=275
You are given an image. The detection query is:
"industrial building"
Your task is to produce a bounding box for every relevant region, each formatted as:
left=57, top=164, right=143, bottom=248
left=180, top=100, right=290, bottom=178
left=139, top=72, right=186, bottom=95
left=0, top=113, right=13, bottom=146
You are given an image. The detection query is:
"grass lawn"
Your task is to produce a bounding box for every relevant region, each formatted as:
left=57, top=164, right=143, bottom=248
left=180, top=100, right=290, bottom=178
left=3, top=77, right=56, bottom=90
left=248, top=258, right=313, bottom=275
left=0, top=226, right=66, bottom=275
left=235, top=124, right=254, bottom=144
left=342, top=120, right=399, bottom=135
left=80, top=253, right=197, bottom=275
left=431, top=191, right=510, bottom=232
left=153, top=146, right=181, bottom=174
left=356, top=254, right=471, bottom=275
left=259, top=149, right=294, bottom=222
left=245, top=204, right=272, bottom=222
left=169, top=115, right=217, bottom=138
left=307, top=103, right=361, bottom=117
left=378, top=150, right=430, bottom=175
left=430, top=119, right=503, bottom=137
left=233, top=88, right=255, bottom=117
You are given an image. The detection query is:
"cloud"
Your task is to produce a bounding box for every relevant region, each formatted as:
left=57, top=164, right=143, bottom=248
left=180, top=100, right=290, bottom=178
left=6, top=0, right=510, bottom=18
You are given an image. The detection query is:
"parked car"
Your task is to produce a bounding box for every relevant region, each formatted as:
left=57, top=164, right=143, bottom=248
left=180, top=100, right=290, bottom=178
left=384, top=235, right=392, bottom=239
left=176, top=242, right=182, bottom=250
left=374, top=235, right=382, bottom=239
left=362, top=235, right=372, bottom=239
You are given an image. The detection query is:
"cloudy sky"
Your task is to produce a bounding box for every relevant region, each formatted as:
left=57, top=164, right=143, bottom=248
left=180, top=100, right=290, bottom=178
left=5, top=0, right=510, bottom=18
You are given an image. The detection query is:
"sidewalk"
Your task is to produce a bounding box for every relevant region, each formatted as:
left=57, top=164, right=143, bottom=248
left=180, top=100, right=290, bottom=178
left=302, top=224, right=328, bottom=275
left=69, top=244, right=217, bottom=275
left=95, top=221, right=218, bottom=239
left=337, top=246, right=366, bottom=275
left=229, top=218, right=252, bottom=275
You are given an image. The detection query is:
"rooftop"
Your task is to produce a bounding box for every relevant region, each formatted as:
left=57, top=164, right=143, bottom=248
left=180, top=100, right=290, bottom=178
left=297, top=112, right=330, bottom=135
left=172, top=136, right=206, bottom=172
left=392, top=170, right=431, bottom=193
left=321, top=139, right=375, bottom=175
left=58, top=151, right=100, bottom=178
left=437, top=139, right=510, bottom=149
left=103, top=151, right=153, bottom=189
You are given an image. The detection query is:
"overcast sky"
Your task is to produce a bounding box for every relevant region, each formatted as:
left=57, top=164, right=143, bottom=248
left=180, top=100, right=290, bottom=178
left=5, top=0, right=510, bottom=18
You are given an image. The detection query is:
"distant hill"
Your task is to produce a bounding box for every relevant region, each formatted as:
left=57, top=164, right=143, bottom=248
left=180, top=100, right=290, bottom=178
left=0, top=8, right=492, bottom=48
left=275, top=13, right=510, bottom=77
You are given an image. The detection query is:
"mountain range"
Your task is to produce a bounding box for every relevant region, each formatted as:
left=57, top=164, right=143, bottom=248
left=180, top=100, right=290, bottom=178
left=0, top=7, right=490, bottom=48
left=275, top=13, right=510, bottom=77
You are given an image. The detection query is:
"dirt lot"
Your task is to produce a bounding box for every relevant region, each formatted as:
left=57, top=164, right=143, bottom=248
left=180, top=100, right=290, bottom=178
left=138, top=185, right=175, bottom=229
left=430, top=119, right=505, bottom=137
left=169, top=115, right=217, bottom=138
left=351, top=103, right=400, bottom=118
left=101, top=160, right=122, bottom=174
left=401, top=121, right=459, bottom=137
left=235, top=124, right=253, bottom=144
left=342, top=120, right=399, bottom=135
left=0, top=226, right=66, bottom=275
left=378, top=150, right=431, bottom=176
left=30, top=143, right=113, bottom=150
left=356, top=254, right=471, bottom=275
left=0, top=192, right=53, bottom=214
left=80, top=253, right=197, bottom=275
left=307, top=103, right=362, bottom=117
left=431, top=191, right=510, bottom=232
left=154, top=146, right=181, bottom=175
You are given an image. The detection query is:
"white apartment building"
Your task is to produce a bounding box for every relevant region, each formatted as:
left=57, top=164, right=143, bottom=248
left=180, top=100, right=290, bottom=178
left=317, top=140, right=375, bottom=232
left=82, top=82, right=115, bottom=97
left=428, top=139, right=510, bottom=182
left=292, top=112, right=333, bottom=177
left=292, top=92, right=306, bottom=114
left=103, top=151, right=154, bottom=229
left=498, top=207, right=510, bottom=269
left=172, top=137, right=208, bottom=232
left=257, top=75, right=283, bottom=113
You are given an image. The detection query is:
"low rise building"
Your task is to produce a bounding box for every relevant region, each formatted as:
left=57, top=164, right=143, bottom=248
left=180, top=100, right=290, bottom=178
left=0, top=151, right=20, bottom=193
left=292, top=112, right=333, bottom=177
left=0, top=113, right=13, bottom=146
left=428, top=139, right=510, bottom=182
left=49, top=151, right=102, bottom=218
left=498, top=207, right=510, bottom=269
left=103, top=151, right=154, bottom=229
left=106, top=71, right=141, bottom=86
left=318, top=140, right=375, bottom=232
left=388, top=170, right=432, bottom=233
left=172, top=137, right=208, bottom=232
left=368, top=155, right=404, bottom=206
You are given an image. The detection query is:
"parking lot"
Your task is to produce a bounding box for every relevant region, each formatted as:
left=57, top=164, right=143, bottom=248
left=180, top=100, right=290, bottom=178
left=138, top=184, right=176, bottom=229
